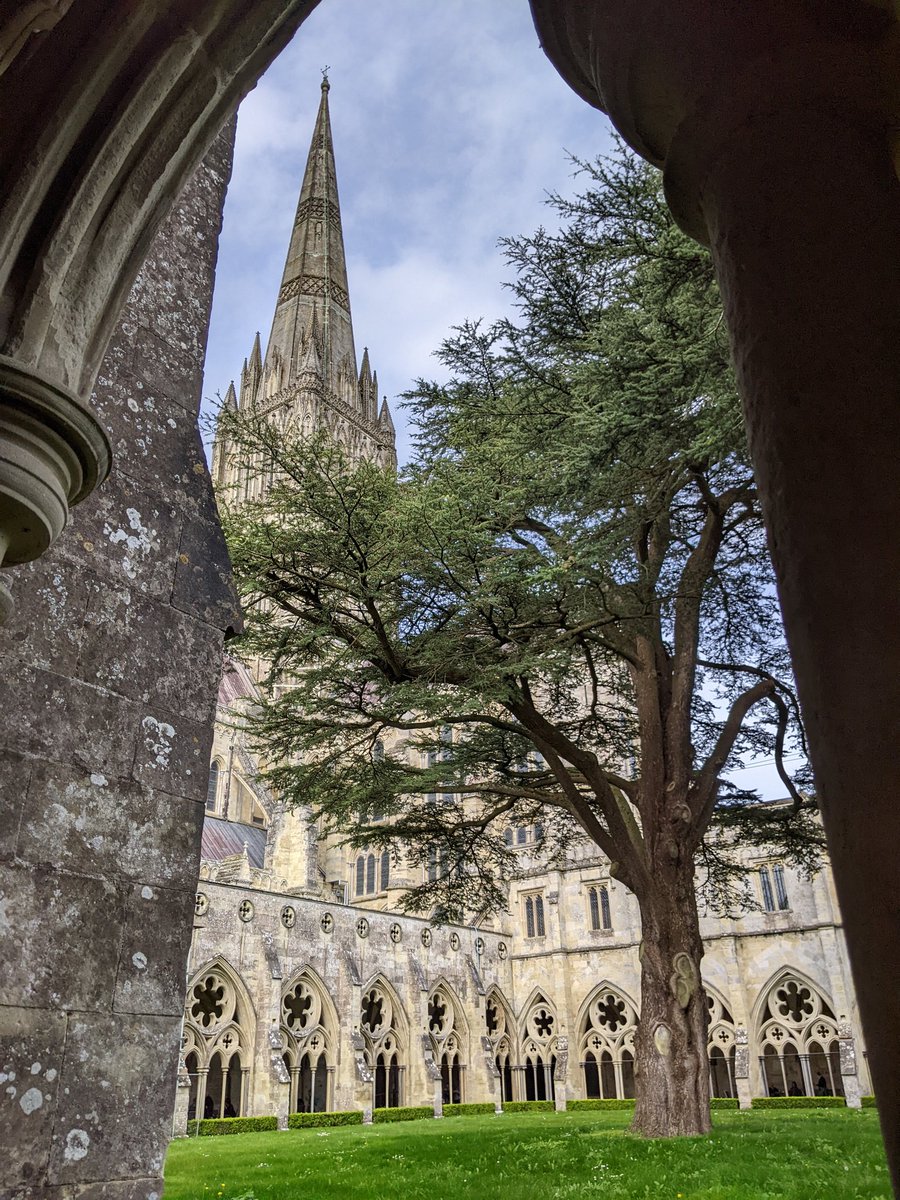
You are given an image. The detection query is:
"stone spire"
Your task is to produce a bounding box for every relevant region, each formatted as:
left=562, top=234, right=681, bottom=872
left=263, top=74, right=356, bottom=397
left=219, top=78, right=396, bottom=489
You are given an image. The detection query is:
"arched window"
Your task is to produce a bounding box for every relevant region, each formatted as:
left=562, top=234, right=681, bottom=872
left=525, top=896, right=535, bottom=938
left=206, top=758, right=221, bottom=812
left=521, top=994, right=558, bottom=1102
left=361, top=982, right=406, bottom=1109
left=600, top=887, right=611, bottom=930
left=516, top=826, right=527, bottom=845
left=579, top=986, right=639, bottom=1100
left=366, top=853, right=376, bottom=894
left=183, top=963, right=250, bottom=1119
left=281, top=972, right=335, bottom=1114
left=759, top=864, right=790, bottom=912
left=485, top=989, right=514, bottom=1101
left=534, top=895, right=545, bottom=937
left=706, top=992, right=737, bottom=1098
left=757, top=974, right=843, bottom=1097
left=427, top=846, right=443, bottom=882
left=429, top=986, right=466, bottom=1105
left=504, top=827, right=514, bottom=847
left=588, top=887, right=600, bottom=930
left=380, top=851, right=390, bottom=891
left=355, top=856, right=365, bottom=896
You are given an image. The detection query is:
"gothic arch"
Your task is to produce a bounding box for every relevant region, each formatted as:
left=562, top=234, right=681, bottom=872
left=183, top=957, right=255, bottom=1120
left=280, top=966, right=339, bottom=1114
left=484, top=986, right=516, bottom=1103
left=577, top=981, right=639, bottom=1101
left=359, top=973, right=408, bottom=1109
left=518, top=990, right=560, bottom=1103
left=703, top=982, right=738, bottom=1099
left=427, top=979, right=469, bottom=1104
left=752, top=967, right=844, bottom=1099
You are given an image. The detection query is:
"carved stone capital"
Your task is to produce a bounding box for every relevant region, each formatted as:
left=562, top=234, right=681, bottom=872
left=0, top=356, right=109, bottom=619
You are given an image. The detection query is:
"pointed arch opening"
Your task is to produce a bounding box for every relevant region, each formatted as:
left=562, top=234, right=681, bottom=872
left=754, top=970, right=844, bottom=1098
left=280, top=967, right=339, bottom=1114
left=519, top=991, right=559, bottom=1102
left=360, top=975, right=408, bottom=1109
left=183, top=958, right=254, bottom=1119
left=577, top=983, right=639, bottom=1100
left=485, top=987, right=515, bottom=1102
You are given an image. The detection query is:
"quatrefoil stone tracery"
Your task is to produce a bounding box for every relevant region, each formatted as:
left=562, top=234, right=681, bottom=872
left=428, top=994, right=449, bottom=1035
left=284, top=985, right=314, bottom=1029
left=596, top=994, right=627, bottom=1032
left=190, top=976, right=227, bottom=1029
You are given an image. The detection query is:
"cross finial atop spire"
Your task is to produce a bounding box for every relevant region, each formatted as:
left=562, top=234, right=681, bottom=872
left=321, top=66, right=330, bottom=91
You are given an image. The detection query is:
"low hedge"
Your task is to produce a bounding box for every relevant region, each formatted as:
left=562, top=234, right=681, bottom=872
left=186, top=1116, right=278, bottom=1137
left=442, top=1102, right=497, bottom=1118
left=288, top=1110, right=363, bottom=1129
left=373, top=1105, right=434, bottom=1124
left=567, top=1098, right=636, bottom=1112
left=710, top=1098, right=740, bottom=1110
left=751, top=1095, right=846, bottom=1109
left=501, top=1100, right=556, bottom=1114
left=861, top=1095, right=877, bottom=1108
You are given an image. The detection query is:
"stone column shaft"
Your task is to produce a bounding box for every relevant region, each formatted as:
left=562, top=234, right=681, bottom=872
left=699, top=108, right=900, bottom=1183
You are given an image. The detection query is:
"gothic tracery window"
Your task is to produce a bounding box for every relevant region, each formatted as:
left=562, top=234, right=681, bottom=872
left=183, top=963, right=251, bottom=1120
left=281, top=973, right=334, bottom=1114
left=521, top=993, right=558, bottom=1102
left=757, top=973, right=844, bottom=1098
left=428, top=985, right=466, bottom=1104
left=360, top=982, right=406, bottom=1109
left=579, top=986, right=638, bottom=1100
left=706, top=992, right=738, bottom=1098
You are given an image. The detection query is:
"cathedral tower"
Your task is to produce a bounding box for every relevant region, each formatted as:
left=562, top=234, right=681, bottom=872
left=213, top=77, right=396, bottom=493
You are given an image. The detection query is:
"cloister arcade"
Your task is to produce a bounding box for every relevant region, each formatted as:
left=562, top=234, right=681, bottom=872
left=180, top=954, right=851, bottom=1116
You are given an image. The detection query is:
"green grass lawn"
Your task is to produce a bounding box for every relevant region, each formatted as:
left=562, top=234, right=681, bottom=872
left=163, top=1109, right=890, bottom=1200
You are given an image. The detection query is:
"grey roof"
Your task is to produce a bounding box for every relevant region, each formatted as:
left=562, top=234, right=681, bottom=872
left=201, top=816, right=267, bottom=869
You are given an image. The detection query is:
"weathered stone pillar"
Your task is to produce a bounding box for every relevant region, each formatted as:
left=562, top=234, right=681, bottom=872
left=172, top=1060, right=192, bottom=1137
left=553, top=1037, right=568, bottom=1112
left=694, top=105, right=900, bottom=1177
left=481, top=1036, right=503, bottom=1114
left=838, top=1020, right=862, bottom=1111
left=0, top=123, right=239, bottom=1197
left=733, top=1028, right=751, bottom=1111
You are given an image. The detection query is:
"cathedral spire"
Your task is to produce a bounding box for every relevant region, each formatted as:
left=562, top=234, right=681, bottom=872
left=263, top=75, right=355, bottom=394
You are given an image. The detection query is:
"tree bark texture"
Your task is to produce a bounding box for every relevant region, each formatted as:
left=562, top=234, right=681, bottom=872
left=631, top=858, right=711, bottom=1137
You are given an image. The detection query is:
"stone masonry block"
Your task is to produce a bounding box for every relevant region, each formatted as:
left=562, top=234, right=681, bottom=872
left=131, top=707, right=214, bottom=804
left=54, top=476, right=183, bottom=604
left=0, top=669, right=139, bottom=782
left=78, top=588, right=222, bottom=721
left=47, top=1015, right=180, bottom=1187
left=0, top=866, right=124, bottom=1012
left=0, top=1007, right=67, bottom=1193
left=15, top=763, right=203, bottom=889
left=114, top=884, right=196, bottom=1016
left=0, top=750, right=32, bottom=862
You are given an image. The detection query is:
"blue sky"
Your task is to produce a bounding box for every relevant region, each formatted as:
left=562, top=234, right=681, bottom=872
left=200, top=0, right=614, bottom=464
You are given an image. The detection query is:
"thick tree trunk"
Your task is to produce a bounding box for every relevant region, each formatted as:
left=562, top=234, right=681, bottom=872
left=631, top=860, right=711, bottom=1136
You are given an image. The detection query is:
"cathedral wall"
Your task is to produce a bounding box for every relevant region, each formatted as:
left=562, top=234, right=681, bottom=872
left=186, top=881, right=513, bottom=1117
